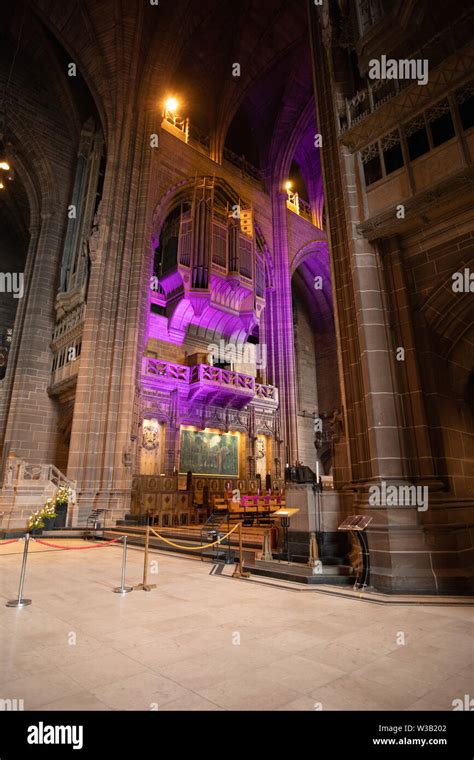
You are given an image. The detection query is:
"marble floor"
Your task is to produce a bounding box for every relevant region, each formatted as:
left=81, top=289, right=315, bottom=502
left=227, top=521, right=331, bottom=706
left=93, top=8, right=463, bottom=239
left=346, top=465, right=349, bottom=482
left=0, top=540, right=472, bottom=711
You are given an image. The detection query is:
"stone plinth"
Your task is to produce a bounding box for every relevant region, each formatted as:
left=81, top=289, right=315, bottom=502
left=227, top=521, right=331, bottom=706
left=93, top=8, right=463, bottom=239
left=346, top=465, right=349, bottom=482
left=364, top=498, right=474, bottom=595
left=285, top=483, right=355, bottom=565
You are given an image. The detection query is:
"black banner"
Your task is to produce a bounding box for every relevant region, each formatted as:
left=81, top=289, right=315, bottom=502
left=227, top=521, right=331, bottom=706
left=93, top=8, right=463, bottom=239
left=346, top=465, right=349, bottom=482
left=0, top=710, right=472, bottom=757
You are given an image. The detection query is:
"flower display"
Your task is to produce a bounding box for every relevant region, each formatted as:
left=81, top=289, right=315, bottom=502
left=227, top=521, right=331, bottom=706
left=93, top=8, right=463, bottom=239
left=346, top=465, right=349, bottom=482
left=55, top=486, right=71, bottom=506
left=27, top=502, right=57, bottom=531
left=27, top=484, right=73, bottom=531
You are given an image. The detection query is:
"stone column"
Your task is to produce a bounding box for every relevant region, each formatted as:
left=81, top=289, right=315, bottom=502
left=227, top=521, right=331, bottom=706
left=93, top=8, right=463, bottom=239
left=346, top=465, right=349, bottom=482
left=1, top=211, right=68, bottom=467
left=269, top=190, right=299, bottom=466
left=381, top=236, right=441, bottom=487
left=308, top=6, right=406, bottom=486
left=67, top=111, right=150, bottom=524
left=307, top=5, right=440, bottom=591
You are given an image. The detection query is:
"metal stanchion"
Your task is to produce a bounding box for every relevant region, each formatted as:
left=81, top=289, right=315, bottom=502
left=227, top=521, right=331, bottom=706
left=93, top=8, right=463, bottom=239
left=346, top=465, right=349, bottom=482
left=133, top=524, right=157, bottom=591
left=6, top=534, right=32, bottom=608
left=113, top=536, right=133, bottom=594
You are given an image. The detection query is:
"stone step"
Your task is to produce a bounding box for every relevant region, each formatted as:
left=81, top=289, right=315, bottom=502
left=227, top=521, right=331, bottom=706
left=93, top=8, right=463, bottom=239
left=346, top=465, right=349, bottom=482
left=246, top=558, right=356, bottom=585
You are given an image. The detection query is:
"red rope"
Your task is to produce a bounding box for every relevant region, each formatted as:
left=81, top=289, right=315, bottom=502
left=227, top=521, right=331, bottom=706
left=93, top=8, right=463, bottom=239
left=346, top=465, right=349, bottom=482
left=0, top=538, right=19, bottom=545
left=32, top=537, right=123, bottom=551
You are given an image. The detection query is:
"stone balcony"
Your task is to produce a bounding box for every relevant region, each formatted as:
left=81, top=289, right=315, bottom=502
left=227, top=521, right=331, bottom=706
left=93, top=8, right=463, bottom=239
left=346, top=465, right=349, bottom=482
left=337, top=11, right=473, bottom=151
left=48, top=302, right=86, bottom=394
left=141, top=357, right=278, bottom=410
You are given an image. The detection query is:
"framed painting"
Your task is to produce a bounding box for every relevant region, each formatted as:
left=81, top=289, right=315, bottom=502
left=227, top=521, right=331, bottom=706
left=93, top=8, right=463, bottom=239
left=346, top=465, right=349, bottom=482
left=179, top=430, right=239, bottom=476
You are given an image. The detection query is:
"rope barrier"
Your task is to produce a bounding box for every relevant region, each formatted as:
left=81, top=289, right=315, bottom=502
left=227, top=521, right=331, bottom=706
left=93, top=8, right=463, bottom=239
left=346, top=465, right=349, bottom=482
left=32, top=537, right=123, bottom=551
left=0, top=538, right=20, bottom=545
left=5, top=533, right=129, bottom=607
left=149, top=522, right=240, bottom=550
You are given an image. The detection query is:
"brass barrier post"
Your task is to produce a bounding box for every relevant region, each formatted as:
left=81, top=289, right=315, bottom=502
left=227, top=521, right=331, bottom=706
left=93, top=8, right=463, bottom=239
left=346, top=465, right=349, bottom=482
left=308, top=531, right=319, bottom=568
left=262, top=529, right=273, bottom=561
left=133, top=524, right=157, bottom=591
left=6, top=534, right=32, bottom=608
left=232, top=522, right=250, bottom=579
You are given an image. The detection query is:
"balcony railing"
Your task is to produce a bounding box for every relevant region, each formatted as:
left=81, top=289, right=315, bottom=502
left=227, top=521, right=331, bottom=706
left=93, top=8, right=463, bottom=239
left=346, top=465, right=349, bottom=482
left=162, top=114, right=264, bottom=187
left=3, top=459, right=75, bottom=490
left=286, top=191, right=313, bottom=224
left=142, top=357, right=277, bottom=407
left=144, top=358, right=190, bottom=382
left=222, top=147, right=264, bottom=184
left=338, top=7, right=474, bottom=135
left=338, top=78, right=406, bottom=133
left=52, top=303, right=86, bottom=343
left=189, top=364, right=255, bottom=391
left=188, top=123, right=211, bottom=150
left=255, top=383, right=278, bottom=403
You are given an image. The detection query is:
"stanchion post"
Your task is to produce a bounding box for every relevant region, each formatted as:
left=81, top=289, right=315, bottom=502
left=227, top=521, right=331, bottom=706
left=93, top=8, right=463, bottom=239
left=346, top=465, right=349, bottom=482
left=233, top=522, right=250, bottom=579
left=143, top=524, right=150, bottom=587
left=6, top=533, right=32, bottom=608
left=262, top=529, right=273, bottom=561
left=308, top=531, right=319, bottom=568
left=133, top=524, right=157, bottom=591
left=113, top=536, right=133, bottom=594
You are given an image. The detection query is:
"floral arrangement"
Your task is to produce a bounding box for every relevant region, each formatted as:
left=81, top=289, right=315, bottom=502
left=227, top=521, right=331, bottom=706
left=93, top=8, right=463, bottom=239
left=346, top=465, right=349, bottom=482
left=27, top=510, right=45, bottom=531
left=27, top=485, right=74, bottom=531
left=55, top=485, right=71, bottom=506
left=27, top=500, right=56, bottom=531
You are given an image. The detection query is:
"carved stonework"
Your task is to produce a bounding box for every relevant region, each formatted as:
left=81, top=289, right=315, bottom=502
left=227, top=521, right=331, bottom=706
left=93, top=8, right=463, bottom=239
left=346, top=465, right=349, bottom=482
left=88, top=200, right=103, bottom=263
left=339, top=41, right=474, bottom=150
left=142, top=420, right=160, bottom=451
left=329, top=408, right=344, bottom=444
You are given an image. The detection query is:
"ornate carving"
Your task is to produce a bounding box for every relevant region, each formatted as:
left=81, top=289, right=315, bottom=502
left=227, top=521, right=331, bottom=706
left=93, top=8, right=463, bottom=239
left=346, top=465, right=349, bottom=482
left=142, top=420, right=160, bottom=451
left=88, top=201, right=103, bottom=263
left=329, top=408, right=345, bottom=443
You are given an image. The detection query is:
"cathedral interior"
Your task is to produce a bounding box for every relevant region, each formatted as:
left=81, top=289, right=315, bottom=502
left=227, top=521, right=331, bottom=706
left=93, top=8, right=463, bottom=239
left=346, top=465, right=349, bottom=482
left=0, top=0, right=473, bottom=717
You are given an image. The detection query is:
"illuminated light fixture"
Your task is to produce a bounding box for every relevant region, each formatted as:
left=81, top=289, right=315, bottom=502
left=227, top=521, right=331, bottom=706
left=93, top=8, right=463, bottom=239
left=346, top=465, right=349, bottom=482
left=285, top=181, right=300, bottom=214
left=165, top=97, right=178, bottom=113
left=163, top=95, right=189, bottom=143
left=0, top=161, right=10, bottom=171
left=0, top=180, right=4, bottom=190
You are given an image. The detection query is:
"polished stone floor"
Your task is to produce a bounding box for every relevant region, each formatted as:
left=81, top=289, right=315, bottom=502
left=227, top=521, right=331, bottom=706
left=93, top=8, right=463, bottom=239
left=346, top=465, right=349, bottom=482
left=0, top=539, right=472, bottom=711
